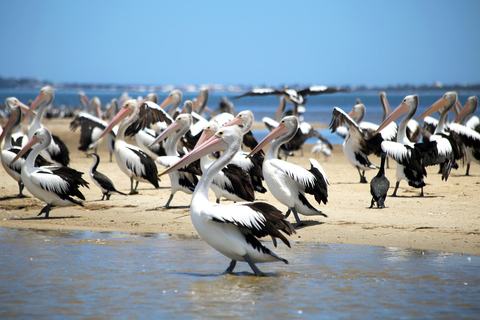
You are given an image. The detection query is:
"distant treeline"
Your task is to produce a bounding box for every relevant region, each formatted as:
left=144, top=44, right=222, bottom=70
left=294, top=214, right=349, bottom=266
left=1, top=76, right=479, bottom=93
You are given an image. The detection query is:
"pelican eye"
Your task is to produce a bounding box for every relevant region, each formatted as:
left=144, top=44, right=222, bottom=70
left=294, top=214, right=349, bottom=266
left=217, top=131, right=224, bottom=136
left=281, top=119, right=286, bottom=124
left=403, top=99, right=406, bottom=102
left=125, top=103, right=130, bottom=107
left=206, top=126, right=211, bottom=130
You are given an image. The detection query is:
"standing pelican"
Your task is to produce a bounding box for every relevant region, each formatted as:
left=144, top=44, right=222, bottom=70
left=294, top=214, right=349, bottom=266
left=1, top=103, right=50, bottom=197
left=88, top=153, right=126, bottom=200
left=23, top=86, right=70, bottom=166
left=373, top=95, right=441, bottom=197
left=330, top=107, right=377, bottom=183
left=97, top=99, right=160, bottom=194
left=160, top=126, right=295, bottom=276
left=247, top=116, right=329, bottom=226
left=9, top=127, right=89, bottom=217
left=148, top=113, right=199, bottom=208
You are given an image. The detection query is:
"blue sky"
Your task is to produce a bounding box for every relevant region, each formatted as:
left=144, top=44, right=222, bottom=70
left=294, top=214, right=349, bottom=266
left=2, top=0, right=479, bottom=87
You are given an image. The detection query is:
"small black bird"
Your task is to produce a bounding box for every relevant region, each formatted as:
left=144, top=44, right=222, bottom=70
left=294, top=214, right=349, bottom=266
left=370, top=152, right=390, bottom=208
left=88, top=153, right=126, bottom=200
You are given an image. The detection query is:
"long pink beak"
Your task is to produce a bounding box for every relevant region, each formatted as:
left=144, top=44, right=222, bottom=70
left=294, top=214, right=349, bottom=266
left=9, top=136, right=41, bottom=166
left=417, top=96, right=448, bottom=119
left=193, top=127, right=216, bottom=149
left=222, top=116, right=245, bottom=128
left=23, top=92, right=47, bottom=120
left=148, top=120, right=183, bottom=148
left=98, top=105, right=132, bottom=140
left=246, top=122, right=289, bottom=158
left=158, top=133, right=227, bottom=177
left=158, top=95, right=175, bottom=109
left=373, top=100, right=410, bottom=136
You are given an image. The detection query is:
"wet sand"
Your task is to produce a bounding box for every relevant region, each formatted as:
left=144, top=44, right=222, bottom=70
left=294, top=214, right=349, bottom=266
left=1, top=118, right=479, bottom=255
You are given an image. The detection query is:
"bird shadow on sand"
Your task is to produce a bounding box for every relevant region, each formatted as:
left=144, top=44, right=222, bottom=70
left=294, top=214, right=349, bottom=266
left=9, top=215, right=82, bottom=221
left=294, top=220, right=325, bottom=230
left=146, top=205, right=190, bottom=211
left=389, top=194, right=444, bottom=199
left=0, top=195, right=29, bottom=201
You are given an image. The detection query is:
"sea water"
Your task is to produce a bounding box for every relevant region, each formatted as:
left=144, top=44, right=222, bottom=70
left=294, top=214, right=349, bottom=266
left=0, top=228, right=479, bottom=319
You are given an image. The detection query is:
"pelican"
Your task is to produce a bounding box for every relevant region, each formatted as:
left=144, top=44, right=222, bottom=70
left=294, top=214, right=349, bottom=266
left=148, top=113, right=199, bottom=208
left=88, top=153, right=126, bottom=200
left=69, top=99, right=109, bottom=155
left=9, top=127, right=89, bottom=217
left=417, top=91, right=465, bottom=179
left=453, top=96, right=480, bottom=175
left=23, top=86, right=70, bottom=166
left=370, top=153, right=390, bottom=208
left=247, top=116, right=329, bottom=226
left=373, top=95, right=434, bottom=197
left=263, top=97, right=332, bottom=160
left=4, top=97, right=29, bottom=147
left=160, top=125, right=295, bottom=276
left=193, top=120, right=255, bottom=203
left=97, top=99, right=160, bottom=194
left=234, top=85, right=346, bottom=108
left=329, top=107, right=377, bottom=183
left=0, top=103, right=50, bottom=197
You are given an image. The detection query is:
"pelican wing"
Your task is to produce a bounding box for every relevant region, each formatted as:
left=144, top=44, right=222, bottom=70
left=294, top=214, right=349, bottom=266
left=233, top=88, right=280, bottom=99
left=297, top=85, right=347, bottom=96
left=32, top=167, right=88, bottom=201
left=125, top=101, right=173, bottom=136
left=448, top=123, right=480, bottom=149
left=205, top=202, right=295, bottom=247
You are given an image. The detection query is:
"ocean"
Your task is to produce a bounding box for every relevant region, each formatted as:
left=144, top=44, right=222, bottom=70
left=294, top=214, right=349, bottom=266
left=1, top=88, right=479, bottom=145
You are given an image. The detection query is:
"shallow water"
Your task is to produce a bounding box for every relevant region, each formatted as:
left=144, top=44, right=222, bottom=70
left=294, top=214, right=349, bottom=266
left=1, top=228, right=479, bottom=319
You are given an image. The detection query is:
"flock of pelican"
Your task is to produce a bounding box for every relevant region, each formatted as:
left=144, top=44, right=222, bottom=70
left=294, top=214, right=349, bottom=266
left=1, top=85, right=479, bottom=276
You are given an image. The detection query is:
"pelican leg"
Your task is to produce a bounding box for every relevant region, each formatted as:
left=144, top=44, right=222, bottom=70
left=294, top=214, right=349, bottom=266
left=105, top=193, right=111, bottom=200
left=129, top=177, right=139, bottom=195
left=285, top=209, right=291, bottom=218
left=38, top=204, right=52, bottom=218
left=165, top=194, right=174, bottom=208
left=419, top=187, right=424, bottom=197
left=370, top=198, right=375, bottom=208
left=357, top=167, right=367, bottom=183
left=465, top=163, right=471, bottom=176
left=291, top=207, right=305, bottom=228
left=17, top=181, right=26, bottom=198
left=242, top=254, right=264, bottom=277
left=224, top=260, right=237, bottom=274
left=391, top=181, right=400, bottom=197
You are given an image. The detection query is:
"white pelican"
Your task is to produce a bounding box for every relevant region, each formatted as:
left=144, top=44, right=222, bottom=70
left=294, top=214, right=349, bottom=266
left=221, top=110, right=267, bottom=194
left=148, top=113, right=199, bottom=208
left=234, top=85, right=346, bottom=108
left=9, top=127, right=89, bottom=217
left=97, top=99, right=160, bottom=194
left=417, top=91, right=466, bottom=179
left=69, top=104, right=109, bottom=154
left=23, top=86, right=70, bottom=166
left=1, top=103, right=50, bottom=197
left=373, top=95, right=432, bottom=197
left=160, top=125, right=295, bottom=276
left=193, top=120, right=255, bottom=203
left=88, top=153, right=126, bottom=200
left=330, top=107, right=377, bottom=183
left=453, top=96, right=480, bottom=175
left=247, top=116, right=329, bottom=226
left=4, top=97, right=29, bottom=147
left=370, top=153, right=390, bottom=208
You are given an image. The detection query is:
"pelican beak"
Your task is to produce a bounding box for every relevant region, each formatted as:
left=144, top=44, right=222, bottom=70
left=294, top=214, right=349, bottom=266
left=97, top=104, right=132, bottom=140
left=417, top=96, right=448, bottom=120
left=158, top=134, right=227, bottom=177
left=23, top=92, right=47, bottom=120
left=246, top=122, right=289, bottom=158
left=158, top=95, right=175, bottom=109
left=223, top=116, right=245, bottom=128
left=0, top=111, right=20, bottom=143
left=9, top=136, right=41, bottom=166
left=192, top=127, right=216, bottom=149
left=347, top=109, right=358, bottom=119
left=274, top=97, right=286, bottom=122
left=147, top=120, right=183, bottom=148
left=379, top=92, right=392, bottom=114
left=373, top=100, right=410, bottom=136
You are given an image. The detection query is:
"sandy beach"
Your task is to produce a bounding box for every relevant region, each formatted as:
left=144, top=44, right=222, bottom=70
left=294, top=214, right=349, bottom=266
left=1, top=118, right=479, bottom=256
